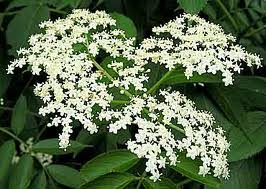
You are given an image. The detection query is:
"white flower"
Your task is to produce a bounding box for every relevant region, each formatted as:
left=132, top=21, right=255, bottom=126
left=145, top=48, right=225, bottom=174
left=0, top=98, right=4, bottom=105
left=14, top=137, right=53, bottom=166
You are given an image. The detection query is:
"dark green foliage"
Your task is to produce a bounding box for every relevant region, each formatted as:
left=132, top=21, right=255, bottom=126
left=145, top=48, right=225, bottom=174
left=80, top=150, right=139, bottom=182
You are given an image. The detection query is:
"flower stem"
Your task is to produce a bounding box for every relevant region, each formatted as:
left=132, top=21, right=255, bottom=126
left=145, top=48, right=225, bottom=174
left=89, top=58, right=185, bottom=134
left=111, top=100, right=130, bottom=105
left=91, top=59, right=133, bottom=98
left=0, top=127, right=25, bottom=144
left=147, top=70, right=173, bottom=95
left=169, top=123, right=185, bottom=134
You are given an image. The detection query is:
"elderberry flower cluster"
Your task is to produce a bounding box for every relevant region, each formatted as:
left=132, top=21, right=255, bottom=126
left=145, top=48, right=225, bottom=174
left=12, top=137, right=53, bottom=166
left=123, top=90, right=229, bottom=180
left=8, top=9, right=261, bottom=181
left=136, top=14, right=262, bottom=86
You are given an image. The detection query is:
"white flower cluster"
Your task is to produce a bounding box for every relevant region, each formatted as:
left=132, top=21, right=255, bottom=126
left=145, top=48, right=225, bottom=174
left=13, top=137, right=53, bottom=166
left=123, top=90, right=230, bottom=180
left=7, top=9, right=149, bottom=149
left=9, top=9, right=261, bottom=181
left=136, top=14, right=262, bottom=86
left=0, top=98, right=4, bottom=105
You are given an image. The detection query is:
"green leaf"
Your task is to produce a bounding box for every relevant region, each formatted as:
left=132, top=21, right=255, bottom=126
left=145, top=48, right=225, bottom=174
left=80, top=173, right=136, bottom=189
left=163, top=70, right=222, bottom=85
left=143, top=177, right=176, bottom=189
left=6, top=5, right=49, bottom=55
left=47, top=164, right=85, bottom=188
left=9, top=154, right=34, bottom=189
left=30, top=170, right=47, bottom=189
left=206, top=85, right=245, bottom=127
left=192, top=92, right=266, bottom=162
left=179, top=0, right=208, bottom=14
left=0, top=140, right=16, bottom=180
left=203, top=4, right=217, bottom=20
left=32, top=138, right=89, bottom=155
left=219, top=158, right=262, bottom=189
left=6, top=0, right=37, bottom=10
left=191, top=91, right=233, bottom=131
left=171, top=154, right=220, bottom=188
left=47, top=0, right=83, bottom=9
left=234, top=76, right=266, bottom=111
left=228, top=111, right=266, bottom=162
left=110, top=12, right=137, bottom=38
left=11, top=95, right=27, bottom=135
left=80, top=150, right=139, bottom=182
left=228, top=0, right=240, bottom=10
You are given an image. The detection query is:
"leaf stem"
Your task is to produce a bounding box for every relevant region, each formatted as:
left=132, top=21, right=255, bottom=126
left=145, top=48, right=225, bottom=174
left=244, top=25, right=266, bottom=37
left=0, top=11, right=20, bottom=16
left=176, top=178, right=192, bottom=187
left=48, top=8, right=67, bottom=15
left=36, top=125, right=47, bottom=141
left=147, top=70, right=173, bottom=95
left=216, top=0, right=238, bottom=31
left=0, top=127, right=25, bottom=144
left=136, top=171, right=146, bottom=189
left=0, top=106, right=42, bottom=118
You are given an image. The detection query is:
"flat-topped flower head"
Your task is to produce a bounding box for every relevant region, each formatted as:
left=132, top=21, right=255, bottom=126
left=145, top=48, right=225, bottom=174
left=137, top=14, right=262, bottom=86
left=9, top=9, right=262, bottom=182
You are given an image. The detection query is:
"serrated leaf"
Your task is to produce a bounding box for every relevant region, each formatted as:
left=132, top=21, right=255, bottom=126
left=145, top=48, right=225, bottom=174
left=179, top=0, right=208, bottom=14
left=143, top=177, right=176, bottom=189
left=9, top=154, right=34, bottom=189
left=6, top=5, right=49, bottom=55
left=171, top=154, right=220, bottom=188
left=192, top=92, right=266, bottom=162
left=0, top=140, right=16, bottom=180
left=110, top=12, right=137, bottom=38
left=80, top=150, right=139, bottom=182
left=11, top=95, right=27, bottom=135
left=80, top=173, right=136, bottom=189
left=30, top=170, right=47, bottom=189
left=32, top=138, right=89, bottom=155
left=47, top=164, right=85, bottom=188
left=219, top=158, right=262, bottom=189
left=228, top=111, right=266, bottom=162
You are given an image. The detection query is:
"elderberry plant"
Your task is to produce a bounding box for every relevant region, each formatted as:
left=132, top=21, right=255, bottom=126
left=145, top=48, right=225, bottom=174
left=8, top=9, right=261, bottom=182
